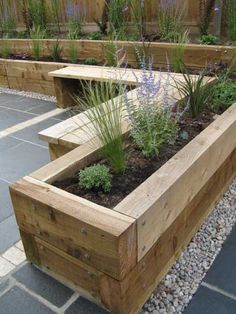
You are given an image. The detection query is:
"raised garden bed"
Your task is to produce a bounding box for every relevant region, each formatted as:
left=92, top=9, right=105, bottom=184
left=10, top=103, right=236, bottom=314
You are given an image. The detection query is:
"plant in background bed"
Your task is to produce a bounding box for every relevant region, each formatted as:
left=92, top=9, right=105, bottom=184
left=0, top=1, right=16, bottom=37
left=104, top=37, right=125, bottom=67
left=78, top=165, right=112, bottom=193
left=108, top=0, right=128, bottom=39
left=28, top=0, right=46, bottom=31
left=227, top=0, right=236, bottom=41
left=157, top=0, right=186, bottom=42
left=125, top=61, right=178, bottom=158
left=176, top=67, right=215, bottom=118
left=129, top=0, right=146, bottom=40
left=171, top=30, right=189, bottom=73
left=85, top=57, right=98, bottom=65
left=74, top=81, right=127, bottom=174
left=51, top=40, right=63, bottom=62
left=0, top=35, right=11, bottom=59
left=89, top=31, right=103, bottom=40
left=50, top=0, right=61, bottom=35
left=66, top=1, right=85, bottom=40
left=30, top=26, right=46, bottom=61
left=68, top=41, right=78, bottom=64
left=198, top=0, right=216, bottom=36
left=210, top=80, right=236, bottom=112
left=200, top=34, right=217, bottom=45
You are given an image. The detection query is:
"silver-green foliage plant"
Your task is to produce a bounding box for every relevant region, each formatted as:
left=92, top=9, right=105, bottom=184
left=78, top=164, right=112, bottom=193
left=176, top=67, right=215, bottom=118
left=125, top=62, right=178, bottom=158
left=227, top=0, right=236, bottom=41
left=171, top=30, right=189, bottom=73
left=157, top=0, right=185, bottom=42
left=75, top=81, right=127, bottom=174
left=30, top=26, right=46, bottom=61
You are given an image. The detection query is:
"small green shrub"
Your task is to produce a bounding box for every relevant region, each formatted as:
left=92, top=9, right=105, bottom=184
left=84, top=57, right=98, bottom=65
left=211, top=80, right=236, bottom=112
left=200, top=34, right=217, bottom=45
left=51, top=40, right=63, bottom=62
left=78, top=164, right=112, bottom=193
left=17, top=31, right=27, bottom=39
left=89, top=32, right=102, bottom=40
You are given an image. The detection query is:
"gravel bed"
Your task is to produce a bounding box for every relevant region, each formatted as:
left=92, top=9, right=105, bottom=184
left=141, top=179, right=236, bottom=314
left=0, top=87, right=56, bottom=102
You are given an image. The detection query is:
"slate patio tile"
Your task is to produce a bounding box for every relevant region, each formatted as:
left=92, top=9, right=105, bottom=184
left=0, top=216, right=19, bottom=254
left=0, top=179, right=13, bottom=222
left=13, top=263, right=74, bottom=307
left=0, top=286, right=55, bottom=314
left=27, top=101, right=56, bottom=114
left=184, top=286, right=236, bottom=314
left=204, top=226, right=236, bottom=296
left=0, top=141, right=49, bottom=182
left=0, top=136, right=21, bottom=153
left=65, top=296, right=110, bottom=314
left=0, top=109, right=36, bottom=131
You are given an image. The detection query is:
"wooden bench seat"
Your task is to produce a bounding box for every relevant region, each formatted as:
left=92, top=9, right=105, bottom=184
left=40, top=70, right=215, bottom=161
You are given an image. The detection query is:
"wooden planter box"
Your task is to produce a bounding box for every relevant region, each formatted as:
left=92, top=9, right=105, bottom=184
left=10, top=104, right=236, bottom=313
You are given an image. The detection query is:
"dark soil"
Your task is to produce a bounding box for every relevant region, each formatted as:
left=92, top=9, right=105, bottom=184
left=53, top=111, right=215, bottom=208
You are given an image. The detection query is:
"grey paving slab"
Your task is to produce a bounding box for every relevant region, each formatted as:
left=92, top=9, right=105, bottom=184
left=184, top=286, right=236, bottom=314
left=0, top=141, right=50, bottom=182
left=0, top=136, right=21, bottom=153
left=0, top=179, right=13, bottom=222
left=11, top=118, right=63, bottom=147
left=13, top=263, right=74, bottom=307
left=65, top=296, right=110, bottom=314
left=0, top=279, right=10, bottom=294
left=27, top=101, right=56, bottom=114
left=0, top=94, right=26, bottom=109
left=204, top=226, right=236, bottom=296
left=0, top=216, right=19, bottom=254
left=0, top=286, right=55, bottom=314
left=0, top=109, right=36, bottom=131
left=52, top=111, right=73, bottom=121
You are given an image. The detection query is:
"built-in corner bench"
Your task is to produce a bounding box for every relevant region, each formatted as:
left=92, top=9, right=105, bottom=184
left=42, top=66, right=214, bottom=160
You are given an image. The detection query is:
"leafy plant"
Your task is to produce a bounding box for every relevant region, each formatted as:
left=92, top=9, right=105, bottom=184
left=125, top=61, right=178, bottom=158
left=68, top=42, right=78, bottom=64
left=78, top=164, right=112, bottom=193
left=130, top=0, right=146, bottom=40
left=108, top=0, right=128, bottom=39
left=30, top=26, right=46, bottom=61
left=0, top=35, right=11, bottom=58
left=157, top=0, right=185, bottom=42
left=200, top=34, right=217, bottom=45
left=17, top=31, right=27, bottom=39
left=66, top=1, right=84, bottom=40
left=0, top=1, right=16, bottom=37
left=175, top=67, right=215, bottom=118
left=50, top=0, right=61, bottom=34
left=28, top=0, right=46, bottom=31
left=85, top=57, right=98, bottom=65
left=210, top=80, right=236, bottom=112
left=74, top=81, right=127, bottom=174
left=89, top=32, right=103, bottom=40
left=199, top=0, right=216, bottom=36
left=51, top=40, right=63, bottom=62
left=171, top=30, right=189, bottom=72
left=227, top=0, right=236, bottom=41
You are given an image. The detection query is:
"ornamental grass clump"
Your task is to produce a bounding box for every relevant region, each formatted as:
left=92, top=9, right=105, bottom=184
left=51, top=40, right=63, bottom=62
left=30, top=26, right=46, bottom=61
left=74, top=81, right=127, bottom=174
left=66, top=1, right=84, bottom=40
left=125, top=61, right=178, bottom=158
left=28, top=0, right=46, bottom=31
left=78, top=165, right=112, bottom=193
left=171, top=30, right=189, bottom=73
left=198, top=0, right=216, bottom=36
left=0, top=2, right=16, bottom=37
left=108, top=0, right=128, bottom=39
left=157, top=0, right=185, bottom=42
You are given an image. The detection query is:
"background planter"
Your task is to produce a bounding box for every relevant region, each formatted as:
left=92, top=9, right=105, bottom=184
left=10, top=104, right=236, bottom=314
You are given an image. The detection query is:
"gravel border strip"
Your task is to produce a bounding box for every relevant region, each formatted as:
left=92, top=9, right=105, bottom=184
left=141, top=179, right=236, bottom=314
left=0, top=87, right=56, bottom=103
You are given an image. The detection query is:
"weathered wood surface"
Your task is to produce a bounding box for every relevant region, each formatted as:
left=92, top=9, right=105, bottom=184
left=10, top=176, right=137, bottom=280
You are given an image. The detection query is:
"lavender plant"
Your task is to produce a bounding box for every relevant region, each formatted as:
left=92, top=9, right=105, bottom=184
left=125, top=61, right=178, bottom=158
left=157, top=0, right=185, bottom=42
left=66, top=1, right=84, bottom=40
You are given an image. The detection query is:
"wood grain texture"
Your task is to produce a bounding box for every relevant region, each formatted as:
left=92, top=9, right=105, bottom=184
left=115, top=103, right=236, bottom=260
left=10, top=176, right=137, bottom=280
